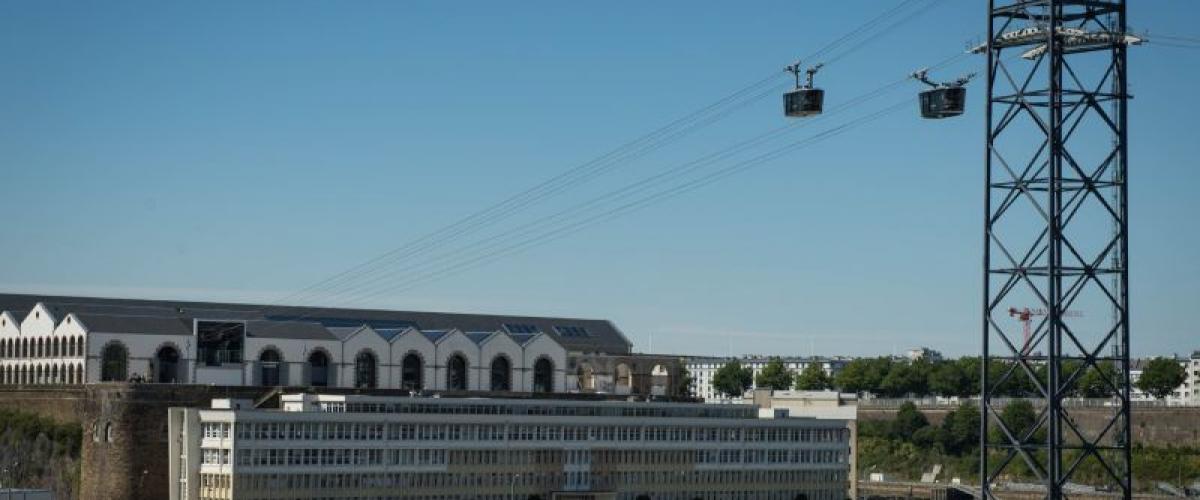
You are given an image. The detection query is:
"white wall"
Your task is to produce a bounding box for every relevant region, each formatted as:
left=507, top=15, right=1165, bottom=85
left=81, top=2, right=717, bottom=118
left=0, top=303, right=572, bottom=394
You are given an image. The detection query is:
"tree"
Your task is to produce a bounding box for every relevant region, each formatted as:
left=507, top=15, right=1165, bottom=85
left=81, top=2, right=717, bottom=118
left=991, top=399, right=1040, bottom=444
left=794, top=363, right=832, bottom=391
left=939, top=403, right=981, bottom=455
left=880, top=362, right=927, bottom=397
left=755, top=357, right=795, bottom=390
left=674, top=364, right=696, bottom=397
left=1075, top=361, right=1117, bottom=398
left=890, top=401, right=929, bottom=440
left=712, top=360, right=753, bottom=398
left=1137, top=357, right=1186, bottom=400
left=835, top=357, right=893, bottom=394
left=956, top=356, right=982, bottom=396
left=929, top=360, right=971, bottom=397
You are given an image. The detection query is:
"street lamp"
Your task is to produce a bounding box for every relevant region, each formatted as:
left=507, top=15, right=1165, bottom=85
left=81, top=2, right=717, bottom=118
left=509, top=473, right=521, bottom=500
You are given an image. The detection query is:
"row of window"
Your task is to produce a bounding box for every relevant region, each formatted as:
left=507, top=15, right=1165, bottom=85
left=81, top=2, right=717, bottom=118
left=230, top=448, right=447, bottom=467
left=227, top=422, right=849, bottom=444
left=260, top=350, right=557, bottom=393
left=218, top=446, right=843, bottom=470
left=230, top=469, right=847, bottom=495
left=329, top=401, right=755, bottom=419
left=0, top=363, right=83, bottom=385
left=0, top=336, right=84, bottom=359
left=197, top=473, right=230, bottom=500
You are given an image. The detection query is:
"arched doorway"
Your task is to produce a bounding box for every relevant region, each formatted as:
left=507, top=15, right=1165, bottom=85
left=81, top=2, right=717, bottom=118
left=401, top=353, right=423, bottom=390
left=307, top=350, right=330, bottom=387
left=533, top=358, right=554, bottom=393
left=259, top=349, right=283, bottom=386
left=490, top=356, right=511, bottom=391
left=355, top=351, right=377, bottom=389
left=100, top=343, right=128, bottom=382
left=446, top=354, right=468, bottom=391
left=155, top=345, right=181, bottom=383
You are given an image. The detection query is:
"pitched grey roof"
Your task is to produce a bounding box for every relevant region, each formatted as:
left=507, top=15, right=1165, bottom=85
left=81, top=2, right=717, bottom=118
left=507, top=332, right=539, bottom=346
left=465, top=331, right=494, bottom=345
left=375, top=328, right=407, bottom=342
left=421, top=330, right=449, bottom=343
left=0, top=293, right=631, bottom=354
left=326, top=326, right=366, bottom=342
left=244, top=320, right=338, bottom=341
left=74, top=314, right=192, bottom=336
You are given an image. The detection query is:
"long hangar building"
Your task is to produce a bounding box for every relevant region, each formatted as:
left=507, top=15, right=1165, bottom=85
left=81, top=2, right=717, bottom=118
left=0, top=293, right=681, bottom=396
left=0, top=294, right=853, bottom=500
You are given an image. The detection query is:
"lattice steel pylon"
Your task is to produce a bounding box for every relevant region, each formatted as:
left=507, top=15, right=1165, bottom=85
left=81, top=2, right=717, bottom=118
left=981, top=1, right=1133, bottom=499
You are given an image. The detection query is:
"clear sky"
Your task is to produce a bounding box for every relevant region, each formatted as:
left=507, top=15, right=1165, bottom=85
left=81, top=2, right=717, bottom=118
left=1, top=1, right=1196, bottom=358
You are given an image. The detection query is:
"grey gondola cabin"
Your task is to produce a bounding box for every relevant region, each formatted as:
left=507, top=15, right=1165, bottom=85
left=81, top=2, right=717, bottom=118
left=784, top=62, right=824, bottom=118
left=912, top=69, right=974, bottom=119
left=919, top=86, right=966, bottom=119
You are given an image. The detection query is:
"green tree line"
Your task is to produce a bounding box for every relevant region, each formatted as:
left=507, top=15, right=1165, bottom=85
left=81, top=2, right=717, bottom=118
left=709, top=356, right=1185, bottom=399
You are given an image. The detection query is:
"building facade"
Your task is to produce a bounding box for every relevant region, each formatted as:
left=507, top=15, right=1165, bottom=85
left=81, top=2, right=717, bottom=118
left=686, top=356, right=849, bottom=403
left=169, top=394, right=852, bottom=500
left=0, top=294, right=694, bottom=398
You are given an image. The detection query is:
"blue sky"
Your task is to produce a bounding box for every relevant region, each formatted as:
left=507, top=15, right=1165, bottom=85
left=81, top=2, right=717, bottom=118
left=1, top=1, right=1196, bottom=357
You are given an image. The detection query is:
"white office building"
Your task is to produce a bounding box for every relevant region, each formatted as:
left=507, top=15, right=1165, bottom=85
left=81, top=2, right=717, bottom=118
left=686, top=356, right=849, bottom=403
left=169, top=393, right=852, bottom=500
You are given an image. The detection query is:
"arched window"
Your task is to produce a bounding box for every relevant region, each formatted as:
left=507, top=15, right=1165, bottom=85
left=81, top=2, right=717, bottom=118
left=259, top=349, right=283, bottom=386
left=446, top=354, right=468, bottom=391
left=401, top=354, right=423, bottom=390
left=51, top=338, right=59, bottom=358
left=307, top=350, right=330, bottom=387
left=615, top=363, right=633, bottom=392
left=155, top=345, right=181, bottom=383
left=354, top=351, right=377, bottom=389
left=75, top=365, right=83, bottom=385
left=100, top=343, right=128, bottom=382
left=490, top=356, right=511, bottom=392
left=36, top=338, right=43, bottom=358
left=533, top=358, right=554, bottom=393
left=577, top=364, right=595, bottom=392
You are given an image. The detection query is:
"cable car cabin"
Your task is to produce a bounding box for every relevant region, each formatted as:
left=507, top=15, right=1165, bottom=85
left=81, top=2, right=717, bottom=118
left=784, top=88, right=824, bottom=118
left=919, top=86, right=966, bottom=119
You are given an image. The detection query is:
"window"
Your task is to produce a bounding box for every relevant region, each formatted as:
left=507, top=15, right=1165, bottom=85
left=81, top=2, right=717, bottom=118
left=554, top=325, right=590, bottom=338
left=447, top=354, right=468, bottom=391
left=355, top=351, right=378, bottom=389
left=490, top=356, right=511, bottom=391
left=196, top=321, right=245, bottom=366
left=308, top=351, right=330, bottom=387
left=401, top=354, right=423, bottom=390
left=155, top=345, right=181, bottom=383
left=533, top=357, right=554, bottom=393
left=503, top=323, right=540, bottom=335
left=100, top=343, right=128, bottom=382
left=259, top=349, right=283, bottom=386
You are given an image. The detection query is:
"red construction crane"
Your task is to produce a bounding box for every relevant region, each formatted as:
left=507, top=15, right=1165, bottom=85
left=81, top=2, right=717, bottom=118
left=1007, top=307, right=1084, bottom=354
